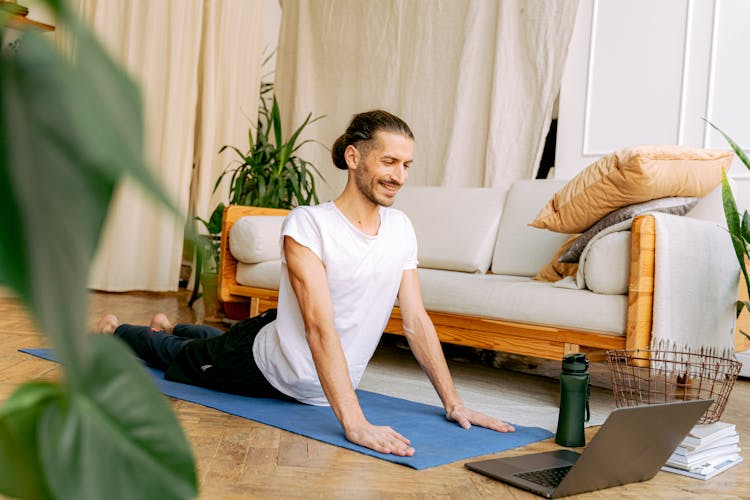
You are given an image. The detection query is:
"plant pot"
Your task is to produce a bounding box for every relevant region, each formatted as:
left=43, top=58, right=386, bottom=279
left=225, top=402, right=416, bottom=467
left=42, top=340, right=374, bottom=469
left=199, top=272, right=222, bottom=323
left=222, top=300, right=250, bottom=320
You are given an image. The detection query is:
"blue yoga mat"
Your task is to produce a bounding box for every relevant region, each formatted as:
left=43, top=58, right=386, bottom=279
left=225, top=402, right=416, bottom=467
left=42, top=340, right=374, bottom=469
left=21, top=347, right=553, bottom=469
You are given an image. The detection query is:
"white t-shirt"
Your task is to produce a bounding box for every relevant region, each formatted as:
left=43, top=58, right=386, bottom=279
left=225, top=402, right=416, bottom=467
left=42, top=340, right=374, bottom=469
left=252, top=202, right=418, bottom=405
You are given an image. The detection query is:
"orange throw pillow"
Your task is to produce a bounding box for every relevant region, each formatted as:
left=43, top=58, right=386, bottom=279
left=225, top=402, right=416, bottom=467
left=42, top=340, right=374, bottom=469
left=530, top=145, right=731, bottom=233
left=533, top=235, right=579, bottom=282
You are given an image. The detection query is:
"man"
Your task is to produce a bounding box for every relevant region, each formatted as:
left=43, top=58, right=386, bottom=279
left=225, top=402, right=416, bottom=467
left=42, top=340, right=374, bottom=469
left=100, top=110, right=514, bottom=457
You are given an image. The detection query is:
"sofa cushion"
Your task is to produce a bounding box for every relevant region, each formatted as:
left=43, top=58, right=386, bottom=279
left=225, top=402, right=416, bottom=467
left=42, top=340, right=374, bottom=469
left=236, top=260, right=282, bottom=289
left=392, top=187, right=506, bottom=273
left=232, top=262, right=627, bottom=335
left=229, top=215, right=285, bottom=264
left=417, top=268, right=627, bottom=335
left=529, top=145, right=730, bottom=233
left=583, top=231, right=631, bottom=295
left=491, top=180, right=570, bottom=277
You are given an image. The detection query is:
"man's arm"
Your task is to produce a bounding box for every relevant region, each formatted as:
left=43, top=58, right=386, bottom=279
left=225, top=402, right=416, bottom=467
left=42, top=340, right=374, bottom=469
left=283, top=236, right=414, bottom=456
left=397, top=269, right=515, bottom=432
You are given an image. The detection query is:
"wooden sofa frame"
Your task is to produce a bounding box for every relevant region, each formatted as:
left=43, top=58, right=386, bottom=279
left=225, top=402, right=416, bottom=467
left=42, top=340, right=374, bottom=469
left=217, top=205, right=672, bottom=362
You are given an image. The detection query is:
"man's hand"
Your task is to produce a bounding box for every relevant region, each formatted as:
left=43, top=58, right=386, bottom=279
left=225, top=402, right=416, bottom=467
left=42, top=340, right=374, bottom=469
left=446, top=405, right=515, bottom=433
left=345, top=421, right=415, bottom=456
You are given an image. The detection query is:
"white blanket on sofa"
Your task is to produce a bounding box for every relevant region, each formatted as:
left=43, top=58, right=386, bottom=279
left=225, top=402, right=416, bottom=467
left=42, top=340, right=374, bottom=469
left=649, top=212, right=737, bottom=357
left=556, top=213, right=738, bottom=356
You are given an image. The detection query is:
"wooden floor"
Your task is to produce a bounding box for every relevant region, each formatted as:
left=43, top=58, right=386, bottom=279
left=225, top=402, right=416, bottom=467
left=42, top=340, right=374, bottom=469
left=1, top=290, right=749, bottom=499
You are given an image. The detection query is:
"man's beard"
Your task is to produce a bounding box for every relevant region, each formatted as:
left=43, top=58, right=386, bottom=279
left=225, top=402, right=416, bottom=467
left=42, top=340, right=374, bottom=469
left=354, top=162, right=400, bottom=207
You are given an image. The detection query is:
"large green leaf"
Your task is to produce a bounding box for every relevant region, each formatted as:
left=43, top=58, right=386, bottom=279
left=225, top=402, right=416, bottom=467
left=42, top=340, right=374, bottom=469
left=2, top=26, right=176, bottom=381
left=3, top=31, right=108, bottom=375
left=207, top=202, right=226, bottom=235
left=39, top=336, right=197, bottom=500
left=1, top=7, right=197, bottom=500
left=0, top=381, right=62, bottom=499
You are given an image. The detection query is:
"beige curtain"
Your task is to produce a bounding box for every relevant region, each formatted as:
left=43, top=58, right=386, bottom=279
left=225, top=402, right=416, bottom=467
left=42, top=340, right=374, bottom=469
left=69, top=0, right=264, bottom=291
left=274, top=0, right=579, bottom=200
left=191, top=1, right=264, bottom=238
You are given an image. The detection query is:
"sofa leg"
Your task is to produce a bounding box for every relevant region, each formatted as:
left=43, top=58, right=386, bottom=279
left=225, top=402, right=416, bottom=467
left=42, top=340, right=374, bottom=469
left=249, top=298, right=260, bottom=318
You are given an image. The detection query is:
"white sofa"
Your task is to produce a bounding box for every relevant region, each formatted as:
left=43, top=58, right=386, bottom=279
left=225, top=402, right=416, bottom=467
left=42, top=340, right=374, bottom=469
left=218, top=179, right=745, bottom=362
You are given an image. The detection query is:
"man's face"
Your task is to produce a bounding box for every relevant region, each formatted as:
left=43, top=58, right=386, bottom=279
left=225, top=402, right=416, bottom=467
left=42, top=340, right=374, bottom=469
left=353, top=131, right=413, bottom=207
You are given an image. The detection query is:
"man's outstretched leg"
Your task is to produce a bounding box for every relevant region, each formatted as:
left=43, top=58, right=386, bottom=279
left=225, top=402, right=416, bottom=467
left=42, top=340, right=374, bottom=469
left=96, top=313, right=193, bottom=370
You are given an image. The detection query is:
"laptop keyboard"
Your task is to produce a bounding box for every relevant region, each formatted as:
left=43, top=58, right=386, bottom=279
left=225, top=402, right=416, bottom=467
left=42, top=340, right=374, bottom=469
left=514, top=465, right=572, bottom=488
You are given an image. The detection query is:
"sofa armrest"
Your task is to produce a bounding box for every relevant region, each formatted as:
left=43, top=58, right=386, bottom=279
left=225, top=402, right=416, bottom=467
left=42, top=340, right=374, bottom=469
left=627, top=213, right=749, bottom=354
left=626, top=215, right=656, bottom=351
left=218, top=205, right=290, bottom=304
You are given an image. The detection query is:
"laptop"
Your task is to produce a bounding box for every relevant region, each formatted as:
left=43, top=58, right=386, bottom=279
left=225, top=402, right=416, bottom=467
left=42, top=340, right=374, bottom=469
left=465, top=399, right=712, bottom=498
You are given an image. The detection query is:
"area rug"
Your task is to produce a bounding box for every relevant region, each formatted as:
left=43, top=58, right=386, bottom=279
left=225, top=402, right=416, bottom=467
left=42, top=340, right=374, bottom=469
left=20, top=348, right=553, bottom=470
left=359, top=342, right=616, bottom=432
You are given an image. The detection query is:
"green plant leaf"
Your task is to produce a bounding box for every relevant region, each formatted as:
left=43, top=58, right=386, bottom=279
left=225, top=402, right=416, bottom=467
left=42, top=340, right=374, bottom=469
left=271, top=96, right=283, bottom=149
left=2, top=23, right=180, bottom=382
left=38, top=336, right=197, bottom=500
left=721, top=173, right=750, bottom=295
left=290, top=138, right=318, bottom=154
left=741, top=210, right=750, bottom=245
left=276, top=143, right=292, bottom=177
left=207, top=202, right=226, bottom=235
left=0, top=381, right=63, bottom=499
left=215, top=79, right=324, bottom=213
left=2, top=29, right=111, bottom=376
left=1, top=8, right=197, bottom=499
left=705, top=119, right=750, bottom=171
left=287, top=113, right=325, bottom=154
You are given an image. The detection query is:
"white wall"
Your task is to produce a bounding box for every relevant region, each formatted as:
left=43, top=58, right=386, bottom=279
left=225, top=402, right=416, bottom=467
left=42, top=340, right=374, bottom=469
left=556, top=0, right=750, bottom=179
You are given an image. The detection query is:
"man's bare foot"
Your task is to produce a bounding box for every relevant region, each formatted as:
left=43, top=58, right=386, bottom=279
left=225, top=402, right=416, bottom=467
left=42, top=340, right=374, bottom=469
left=95, top=314, right=119, bottom=335
left=149, top=313, right=174, bottom=333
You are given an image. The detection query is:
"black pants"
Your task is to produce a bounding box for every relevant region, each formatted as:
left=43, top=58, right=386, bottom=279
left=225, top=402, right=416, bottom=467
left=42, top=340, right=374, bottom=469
left=115, top=309, right=290, bottom=400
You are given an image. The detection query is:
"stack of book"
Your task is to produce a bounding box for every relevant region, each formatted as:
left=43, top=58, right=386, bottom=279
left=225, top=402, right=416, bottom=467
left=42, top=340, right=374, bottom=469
left=662, top=421, right=742, bottom=480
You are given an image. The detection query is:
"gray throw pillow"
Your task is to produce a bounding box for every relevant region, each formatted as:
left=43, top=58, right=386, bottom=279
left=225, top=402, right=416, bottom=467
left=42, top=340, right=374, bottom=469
left=558, top=197, right=699, bottom=263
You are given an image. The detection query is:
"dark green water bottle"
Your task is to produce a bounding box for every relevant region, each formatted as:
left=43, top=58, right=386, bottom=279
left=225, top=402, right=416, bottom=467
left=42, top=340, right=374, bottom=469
left=555, top=353, right=590, bottom=447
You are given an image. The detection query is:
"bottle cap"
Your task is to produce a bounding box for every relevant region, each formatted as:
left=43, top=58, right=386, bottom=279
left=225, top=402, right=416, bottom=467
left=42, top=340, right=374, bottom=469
left=562, top=353, right=589, bottom=373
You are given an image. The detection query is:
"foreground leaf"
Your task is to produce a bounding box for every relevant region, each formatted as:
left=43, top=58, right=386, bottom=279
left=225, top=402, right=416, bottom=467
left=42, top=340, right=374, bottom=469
left=2, top=28, right=107, bottom=375
left=1, top=8, right=197, bottom=499
left=39, top=336, right=197, bottom=500
left=0, top=381, right=62, bottom=499
left=1, top=24, right=176, bottom=383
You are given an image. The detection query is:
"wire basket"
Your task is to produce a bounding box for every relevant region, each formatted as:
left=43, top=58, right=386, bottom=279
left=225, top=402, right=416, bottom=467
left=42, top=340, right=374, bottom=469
left=605, top=349, right=742, bottom=424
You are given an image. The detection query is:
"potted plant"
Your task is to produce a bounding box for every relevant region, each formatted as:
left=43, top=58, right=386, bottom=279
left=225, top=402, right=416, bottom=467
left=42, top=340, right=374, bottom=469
left=706, top=121, right=750, bottom=341
left=191, top=215, right=221, bottom=320
left=190, top=81, right=325, bottom=317
left=216, top=83, right=325, bottom=211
